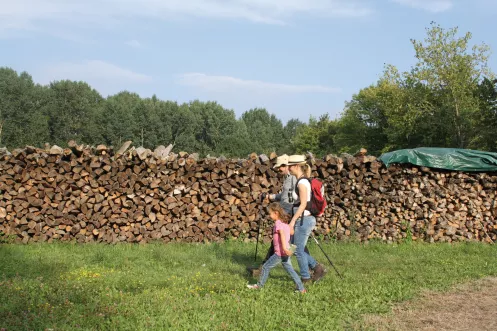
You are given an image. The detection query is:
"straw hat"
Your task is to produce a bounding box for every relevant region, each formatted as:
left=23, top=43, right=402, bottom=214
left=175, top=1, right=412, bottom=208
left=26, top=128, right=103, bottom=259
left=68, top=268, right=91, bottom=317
left=287, top=155, right=306, bottom=165
left=273, top=154, right=289, bottom=169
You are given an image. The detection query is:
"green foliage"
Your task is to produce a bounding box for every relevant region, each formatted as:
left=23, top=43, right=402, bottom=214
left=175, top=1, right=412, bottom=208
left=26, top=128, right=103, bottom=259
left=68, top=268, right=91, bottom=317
left=0, top=68, right=50, bottom=148
left=0, top=68, right=292, bottom=157
left=335, top=84, right=391, bottom=155
left=100, top=91, right=139, bottom=147
left=241, top=108, right=286, bottom=155
left=0, top=23, right=496, bottom=156
left=407, top=22, right=493, bottom=148
left=333, top=22, right=496, bottom=155
left=146, top=97, right=177, bottom=148
left=1, top=242, right=496, bottom=330
left=292, top=114, right=338, bottom=155
left=47, top=80, right=104, bottom=146
left=473, top=78, right=497, bottom=151
left=279, top=118, right=303, bottom=154
left=190, top=100, right=242, bottom=157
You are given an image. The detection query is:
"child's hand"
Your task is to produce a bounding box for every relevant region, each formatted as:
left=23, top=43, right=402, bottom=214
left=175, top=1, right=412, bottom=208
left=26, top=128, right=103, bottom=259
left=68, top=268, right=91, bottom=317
left=284, top=249, right=293, bottom=256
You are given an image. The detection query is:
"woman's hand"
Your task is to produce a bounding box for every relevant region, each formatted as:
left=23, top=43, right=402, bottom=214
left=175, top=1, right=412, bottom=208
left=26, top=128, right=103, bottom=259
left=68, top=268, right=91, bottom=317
left=289, top=220, right=295, bottom=235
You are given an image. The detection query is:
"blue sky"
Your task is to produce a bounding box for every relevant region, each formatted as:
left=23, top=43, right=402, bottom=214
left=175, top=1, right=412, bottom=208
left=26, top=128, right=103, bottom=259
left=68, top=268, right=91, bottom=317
left=1, top=0, right=496, bottom=123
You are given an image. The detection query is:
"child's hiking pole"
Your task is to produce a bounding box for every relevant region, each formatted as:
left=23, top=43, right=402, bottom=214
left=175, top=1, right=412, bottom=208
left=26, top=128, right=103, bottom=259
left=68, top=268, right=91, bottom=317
left=311, top=234, right=343, bottom=279
left=254, top=194, right=265, bottom=262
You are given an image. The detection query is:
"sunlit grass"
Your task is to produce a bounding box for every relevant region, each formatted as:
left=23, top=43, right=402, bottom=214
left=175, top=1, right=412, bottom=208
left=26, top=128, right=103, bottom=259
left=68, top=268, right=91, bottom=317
left=1, top=240, right=496, bottom=330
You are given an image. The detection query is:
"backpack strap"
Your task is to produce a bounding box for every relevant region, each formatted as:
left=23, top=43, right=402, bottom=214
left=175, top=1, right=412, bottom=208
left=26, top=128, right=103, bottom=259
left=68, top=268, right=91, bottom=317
left=293, top=177, right=311, bottom=208
left=293, top=177, right=307, bottom=199
left=293, top=176, right=310, bottom=226
left=290, top=175, right=294, bottom=196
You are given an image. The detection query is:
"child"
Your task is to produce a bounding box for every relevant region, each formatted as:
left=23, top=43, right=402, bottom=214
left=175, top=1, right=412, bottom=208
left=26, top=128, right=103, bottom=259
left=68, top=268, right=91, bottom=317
left=247, top=202, right=306, bottom=293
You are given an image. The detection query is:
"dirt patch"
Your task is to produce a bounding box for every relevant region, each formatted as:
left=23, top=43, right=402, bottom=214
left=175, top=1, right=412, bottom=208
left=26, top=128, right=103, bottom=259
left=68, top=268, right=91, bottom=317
left=357, top=277, right=497, bottom=331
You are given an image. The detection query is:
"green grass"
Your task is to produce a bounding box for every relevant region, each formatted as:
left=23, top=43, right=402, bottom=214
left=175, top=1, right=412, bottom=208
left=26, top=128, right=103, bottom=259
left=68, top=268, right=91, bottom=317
left=1, top=240, right=496, bottom=330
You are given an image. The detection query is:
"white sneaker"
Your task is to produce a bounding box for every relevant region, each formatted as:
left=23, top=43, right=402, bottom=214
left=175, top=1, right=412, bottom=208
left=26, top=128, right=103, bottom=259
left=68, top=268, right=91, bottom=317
left=247, top=284, right=260, bottom=289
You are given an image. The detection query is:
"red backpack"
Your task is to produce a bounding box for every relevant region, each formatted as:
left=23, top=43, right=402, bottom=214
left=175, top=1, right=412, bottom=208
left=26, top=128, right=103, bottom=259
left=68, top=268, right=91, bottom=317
left=295, top=177, right=327, bottom=217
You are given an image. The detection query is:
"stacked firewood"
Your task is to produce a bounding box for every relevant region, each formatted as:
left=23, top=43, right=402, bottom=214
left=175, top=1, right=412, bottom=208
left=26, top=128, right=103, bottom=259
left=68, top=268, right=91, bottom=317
left=0, top=142, right=496, bottom=244
left=316, top=154, right=497, bottom=244
left=0, top=142, right=282, bottom=244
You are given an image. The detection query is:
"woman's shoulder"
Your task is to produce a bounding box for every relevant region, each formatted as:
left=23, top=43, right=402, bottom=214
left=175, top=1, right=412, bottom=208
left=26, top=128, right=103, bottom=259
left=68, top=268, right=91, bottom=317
left=297, top=177, right=311, bottom=186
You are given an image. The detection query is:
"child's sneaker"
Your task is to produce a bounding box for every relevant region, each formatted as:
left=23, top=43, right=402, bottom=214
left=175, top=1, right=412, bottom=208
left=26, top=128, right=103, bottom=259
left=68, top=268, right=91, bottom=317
left=294, top=288, right=307, bottom=294
left=247, top=284, right=260, bottom=290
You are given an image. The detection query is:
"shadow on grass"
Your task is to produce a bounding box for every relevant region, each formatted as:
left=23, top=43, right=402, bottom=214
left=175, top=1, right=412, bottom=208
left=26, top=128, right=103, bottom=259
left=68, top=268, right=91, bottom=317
left=0, top=246, right=77, bottom=330
left=0, top=245, right=69, bottom=280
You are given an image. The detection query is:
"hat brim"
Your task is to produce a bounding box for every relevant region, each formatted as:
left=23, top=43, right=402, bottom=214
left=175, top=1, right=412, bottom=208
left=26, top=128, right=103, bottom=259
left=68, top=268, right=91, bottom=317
left=273, top=162, right=287, bottom=169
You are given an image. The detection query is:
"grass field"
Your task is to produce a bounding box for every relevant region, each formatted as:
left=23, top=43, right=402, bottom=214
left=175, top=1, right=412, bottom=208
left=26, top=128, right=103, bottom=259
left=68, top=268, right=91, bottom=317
left=1, top=240, right=496, bottom=330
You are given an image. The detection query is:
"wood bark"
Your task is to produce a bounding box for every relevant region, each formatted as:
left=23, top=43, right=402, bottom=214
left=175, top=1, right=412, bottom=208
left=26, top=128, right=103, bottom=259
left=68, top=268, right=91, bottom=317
left=0, top=143, right=496, bottom=244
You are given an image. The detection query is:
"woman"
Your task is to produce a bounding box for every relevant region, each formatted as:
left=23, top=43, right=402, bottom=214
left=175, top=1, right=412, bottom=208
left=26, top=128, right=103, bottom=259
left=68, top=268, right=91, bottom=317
left=248, top=154, right=313, bottom=278
left=287, top=155, right=326, bottom=283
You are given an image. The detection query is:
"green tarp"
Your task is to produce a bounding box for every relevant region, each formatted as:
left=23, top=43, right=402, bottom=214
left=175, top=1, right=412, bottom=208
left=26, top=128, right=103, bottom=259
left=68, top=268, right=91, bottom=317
left=378, top=147, right=497, bottom=172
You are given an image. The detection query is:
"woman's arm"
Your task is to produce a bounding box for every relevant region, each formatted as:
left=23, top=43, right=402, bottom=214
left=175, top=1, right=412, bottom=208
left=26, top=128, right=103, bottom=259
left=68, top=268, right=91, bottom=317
left=278, top=229, right=292, bottom=256
left=289, top=182, right=308, bottom=229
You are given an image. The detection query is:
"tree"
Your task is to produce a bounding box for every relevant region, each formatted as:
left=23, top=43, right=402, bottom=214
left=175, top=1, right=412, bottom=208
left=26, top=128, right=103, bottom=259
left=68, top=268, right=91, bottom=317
left=47, top=80, right=104, bottom=146
left=0, top=68, right=50, bottom=148
left=406, top=22, right=494, bottom=148
left=132, top=96, right=160, bottom=148
left=336, top=82, right=392, bottom=155
left=241, top=108, right=286, bottom=155
left=170, top=103, right=201, bottom=152
left=340, top=23, right=495, bottom=154
left=335, top=103, right=371, bottom=155
left=99, top=91, right=138, bottom=147
left=473, top=78, right=497, bottom=151
left=292, top=114, right=338, bottom=155
left=279, top=118, right=303, bottom=154
left=149, top=98, right=178, bottom=147
left=188, top=100, right=240, bottom=156
left=216, top=120, right=253, bottom=157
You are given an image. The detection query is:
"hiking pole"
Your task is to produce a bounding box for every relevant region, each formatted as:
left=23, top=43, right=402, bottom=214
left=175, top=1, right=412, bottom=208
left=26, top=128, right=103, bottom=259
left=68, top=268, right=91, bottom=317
left=254, top=194, right=266, bottom=262
left=311, top=234, right=343, bottom=279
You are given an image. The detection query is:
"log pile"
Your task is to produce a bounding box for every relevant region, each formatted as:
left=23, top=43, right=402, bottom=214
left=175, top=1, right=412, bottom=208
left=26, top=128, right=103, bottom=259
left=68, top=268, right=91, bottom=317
left=0, top=142, right=283, bottom=244
left=317, top=156, right=497, bottom=243
left=0, top=142, right=496, bottom=244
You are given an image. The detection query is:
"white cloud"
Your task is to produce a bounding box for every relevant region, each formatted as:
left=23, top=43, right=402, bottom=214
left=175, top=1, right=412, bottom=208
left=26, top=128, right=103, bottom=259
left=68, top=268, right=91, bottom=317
left=125, top=40, right=141, bottom=48
left=35, top=60, right=152, bottom=95
left=0, top=0, right=373, bottom=35
left=177, top=73, right=341, bottom=94
left=42, top=60, right=152, bottom=83
left=391, top=0, right=453, bottom=12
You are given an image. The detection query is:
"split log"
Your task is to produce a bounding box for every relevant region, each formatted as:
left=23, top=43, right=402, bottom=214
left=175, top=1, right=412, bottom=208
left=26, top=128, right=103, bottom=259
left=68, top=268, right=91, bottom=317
left=0, top=142, right=495, bottom=244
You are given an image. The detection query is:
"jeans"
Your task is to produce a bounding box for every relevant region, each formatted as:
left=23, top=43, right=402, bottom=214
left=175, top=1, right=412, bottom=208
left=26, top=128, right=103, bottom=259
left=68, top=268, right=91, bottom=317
left=258, top=253, right=305, bottom=291
left=293, top=215, right=318, bottom=279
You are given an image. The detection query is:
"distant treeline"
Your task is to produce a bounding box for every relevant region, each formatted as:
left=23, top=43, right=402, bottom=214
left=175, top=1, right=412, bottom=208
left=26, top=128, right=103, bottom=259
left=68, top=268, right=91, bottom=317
left=1, top=23, right=496, bottom=157
left=0, top=69, right=299, bottom=157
